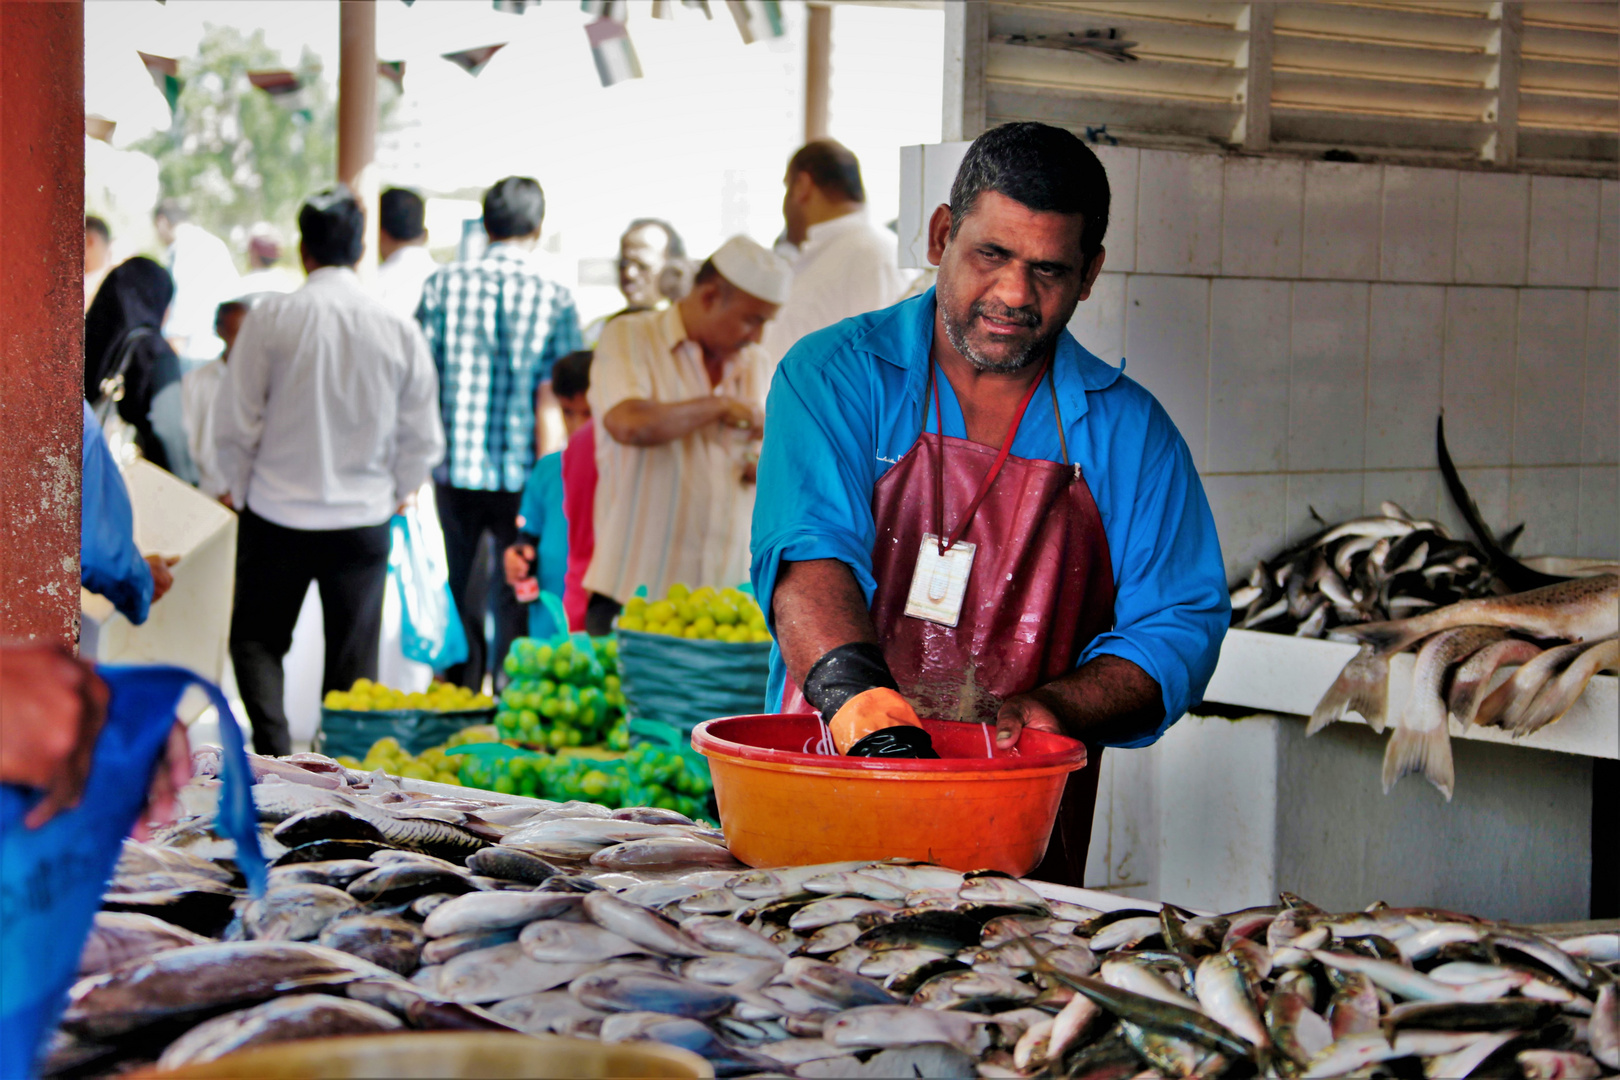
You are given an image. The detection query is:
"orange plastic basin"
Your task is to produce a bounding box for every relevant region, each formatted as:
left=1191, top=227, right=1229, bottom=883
left=690, top=714, right=1087, bottom=876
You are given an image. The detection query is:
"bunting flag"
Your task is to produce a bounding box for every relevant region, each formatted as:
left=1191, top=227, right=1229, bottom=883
left=581, top=0, right=627, bottom=18
left=684, top=0, right=713, bottom=15
left=652, top=0, right=711, bottom=18
left=586, top=16, right=642, bottom=87
left=378, top=60, right=406, bottom=89
left=725, top=0, right=783, bottom=44
left=138, top=51, right=182, bottom=112
left=442, top=43, right=507, bottom=77
left=86, top=114, right=117, bottom=143
left=493, top=0, right=535, bottom=12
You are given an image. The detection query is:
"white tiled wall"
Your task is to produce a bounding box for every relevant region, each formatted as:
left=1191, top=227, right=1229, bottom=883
left=1065, top=149, right=1620, bottom=594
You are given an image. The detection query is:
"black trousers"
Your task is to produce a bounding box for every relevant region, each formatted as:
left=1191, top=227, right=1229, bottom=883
left=229, top=509, right=391, bottom=756
left=436, top=483, right=526, bottom=690
left=586, top=592, right=623, bottom=638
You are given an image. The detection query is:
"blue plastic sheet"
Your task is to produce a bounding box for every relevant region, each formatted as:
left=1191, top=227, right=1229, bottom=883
left=390, top=511, right=468, bottom=670
left=0, top=665, right=264, bottom=1078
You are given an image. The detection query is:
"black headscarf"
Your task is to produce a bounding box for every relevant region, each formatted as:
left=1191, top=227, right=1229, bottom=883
left=83, top=256, right=183, bottom=470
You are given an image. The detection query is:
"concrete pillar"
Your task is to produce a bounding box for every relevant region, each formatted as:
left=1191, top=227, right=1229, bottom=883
left=804, top=3, right=831, bottom=143
left=0, top=1, right=85, bottom=648
left=338, top=0, right=378, bottom=280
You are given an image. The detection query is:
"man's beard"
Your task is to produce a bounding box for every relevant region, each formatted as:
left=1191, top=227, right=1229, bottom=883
left=940, top=297, right=1054, bottom=374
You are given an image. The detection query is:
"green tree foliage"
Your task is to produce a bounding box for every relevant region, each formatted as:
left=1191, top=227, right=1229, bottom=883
left=135, top=25, right=336, bottom=268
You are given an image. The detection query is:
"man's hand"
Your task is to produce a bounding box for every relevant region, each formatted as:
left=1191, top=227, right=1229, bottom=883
left=994, top=655, right=1164, bottom=750
left=218, top=493, right=234, bottom=510
left=994, top=691, right=1065, bottom=750
left=504, top=543, right=536, bottom=588
left=715, top=397, right=762, bottom=437
left=131, top=721, right=192, bottom=842
left=145, top=555, right=179, bottom=603
left=0, top=645, right=110, bottom=828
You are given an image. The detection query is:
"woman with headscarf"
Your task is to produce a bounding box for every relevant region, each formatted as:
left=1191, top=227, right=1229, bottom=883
left=84, top=257, right=195, bottom=480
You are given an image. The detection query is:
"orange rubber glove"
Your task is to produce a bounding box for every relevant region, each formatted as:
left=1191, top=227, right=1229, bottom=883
left=827, top=686, right=925, bottom=755
left=803, top=643, right=937, bottom=758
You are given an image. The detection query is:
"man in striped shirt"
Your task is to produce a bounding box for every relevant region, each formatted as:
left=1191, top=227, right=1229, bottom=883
left=417, top=176, right=583, bottom=688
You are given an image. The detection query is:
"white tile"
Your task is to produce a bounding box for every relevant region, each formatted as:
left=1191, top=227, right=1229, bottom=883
left=1136, top=150, right=1223, bottom=276
left=1513, top=289, right=1587, bottom=466
left=1598, top=180, right=1618, bottom=289
left=1584, top=291, right=1618, bottom=466
left=1207, top=279, right=1290, bottom=473
left=1441, top=287, right=1518, bottom=467
left=1068, top=271, right=1126, bottom=365
left=1380, top=166, right=1457, bottom=283
left=1204, top=473, right=1287, bottom=582
left=1289, top=281, right=1368, bottom=473
left=1221, top=157, right=1303, bottom=279
left=1527, top=176, right=1601, bottom=288
left=1434, top=467, right=1510, bottom=541
left=1124, top=274, right=1210, bottom=468
left=1507, top=467, right=1581, bottom=558
left=1454, top=172, right=1529, bottom=286
left=1285, top=472, right=1366, bottom=546
left=1302, top=161, right=1382, bottom=280
left=1092, top=145, right=1139, bottom=274
left=1578, top=465, right=1619, bottom=560
left=1365, top=284, right=1444, bottom=469
left=1362, top=470, right=1443, bottom=523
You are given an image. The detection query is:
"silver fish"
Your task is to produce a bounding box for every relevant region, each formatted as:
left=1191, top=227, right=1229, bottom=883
left=678, top=953, right=781, bottom=990
left=1100, top=959, right=1198, bottom=1011
left=420, top=926, right=521, bottom=965
left=77, top=913, right=211, bottom=976
left=678, top=915, right=785, bottom=959
left=789, top=897, right=900, bottom=931
left=912, top=968, right=1035, bottom=1008
left=570, top=969, right=736, bottom=1018
left=1090, top=916, right=1163, bottom=952
left=785, top=956, right=898, bottom=1008
left=1194, top=953, right=1269, bottom=1053
left=588, top=836, right=743, bottom=871
left=1590, top=983, right=1617, bottom=1071
left=243, top=883, right=360, bottom=942
left=1517, top=1050, right=1603, bottom=1079
left=486, top=990, right=606, bottom=1034
left=727, top=861, right=868, bottom=900
left=801, top=871, right=911, bottom=901
left=154, top=994, right=402, bottom=1069
left=802, top=921, right=866, bottom=955
left=422, top=890, right=582, bottom=938
left=582, top=891, right=709, bottom=957
left=958, top=873, right=1046, bottom=908
left=824, top=1004, right=989, bottom=1053
left=520, top=920, right=646, bottom=963
left=316, top=914, right=424, bottom=974
left=437, top=943, right=593, bottom=1003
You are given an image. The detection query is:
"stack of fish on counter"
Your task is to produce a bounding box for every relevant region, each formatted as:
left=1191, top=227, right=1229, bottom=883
left=52, top=750, right=1620, bottom=1078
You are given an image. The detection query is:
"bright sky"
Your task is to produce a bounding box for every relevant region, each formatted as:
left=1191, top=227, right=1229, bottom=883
left=84, top=0, right=944, bottom=322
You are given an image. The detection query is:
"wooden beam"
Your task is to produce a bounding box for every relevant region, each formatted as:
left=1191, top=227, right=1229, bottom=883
left=1241, top=1, right=1274, bottom=151
left=805, top=3, right=832, bottom=142
left=943, top=0, right=988, bottom=141
left=339, top=0, right=379, bottom=278
left=1491, top=2, right=1523, bottom=167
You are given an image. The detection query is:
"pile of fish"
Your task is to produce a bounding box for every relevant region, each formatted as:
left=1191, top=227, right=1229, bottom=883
left=46, top=751, right=1620, bottom=1078
left=1310, top=573, right=1619, bottom=800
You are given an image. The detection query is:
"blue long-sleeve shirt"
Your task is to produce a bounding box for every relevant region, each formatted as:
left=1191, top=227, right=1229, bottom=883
left=749, top=290, right=1229, bottom=748
left=81, top=401, right=153, bottom=624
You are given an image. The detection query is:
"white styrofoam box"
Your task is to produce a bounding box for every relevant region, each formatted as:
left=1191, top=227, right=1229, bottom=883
left=1302, top=161, right=1382, bottom=281
left=1136, top=149, right=1223, bottom=276
left=1067, top=271, right=1126, bottom=366
left=1578, top=465, right=1619, bottom=559
left=896, top=141, right=970, bottom=270
left=1092, top=144, right=1139, bottom=274
left=1380, top=166, right=1457, bottom=284
left=1203, top=473, right=1287, bottom=583
left=1204, top=628, right=1619, bottom=760
left=1435, top=466, right=1510, bottom=540
left=1441, top=287, right=1518, bottom=467
left=1288, top=281, right=1368, bottom=473
left=1508, top=467, right=1581, bottom=558
left=81, top=461, right=236, bottom=719
left=1513, top=288, right=1588, bottom=466
left=1207, top=278, right=1290, bottom=473
left=1361, top=469, right=1442, bottom=522
left=1221, top=157, right=1303, bottom=279
left=1527, top=175, right=1601, bottom=288
left=1454, top=172, right=1530, bottom=286
left=1584, top=291, right=1619, bottom=466
left=1365, top=284, right=1444, bottom=470
left=1123, top=274, right=1210, bottom=468
left=1284, top=472, right=1366, bottom=546
left=1600, top=180, right=1619, bottom=289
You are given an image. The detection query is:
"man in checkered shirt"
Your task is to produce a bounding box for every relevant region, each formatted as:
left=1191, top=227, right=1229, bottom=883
left=416, top=176, right=583, bottom=688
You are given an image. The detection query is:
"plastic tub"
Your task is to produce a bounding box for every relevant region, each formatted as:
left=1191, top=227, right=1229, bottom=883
left=691, top=714, right=1087, bottom=876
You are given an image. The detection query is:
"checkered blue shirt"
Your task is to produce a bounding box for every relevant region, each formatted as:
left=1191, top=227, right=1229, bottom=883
left=416, top=243, right=583, bottom=491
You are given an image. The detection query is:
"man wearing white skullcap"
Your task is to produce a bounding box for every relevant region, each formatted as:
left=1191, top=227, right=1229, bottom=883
left=581, top=236, right=791, bottom=632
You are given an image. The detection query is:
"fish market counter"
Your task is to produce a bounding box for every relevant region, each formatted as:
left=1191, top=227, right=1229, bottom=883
left=1089, top=629, right=1613, bottom=926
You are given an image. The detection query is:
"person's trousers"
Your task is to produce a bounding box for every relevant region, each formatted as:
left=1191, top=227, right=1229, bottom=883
left=436, top=483, right=526, bottom=690
left=585, top=592, right=623, bottom=638
left=229, top=509, right=391, bottom=757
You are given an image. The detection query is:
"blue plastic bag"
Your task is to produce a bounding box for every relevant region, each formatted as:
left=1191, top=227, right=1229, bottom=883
left=0, top=665, right=265, bottom=1079
left=390, top=510, right=468, bottom=670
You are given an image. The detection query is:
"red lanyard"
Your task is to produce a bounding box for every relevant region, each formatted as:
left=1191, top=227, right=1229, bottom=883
left=930, top=355, right=1052, bottom=554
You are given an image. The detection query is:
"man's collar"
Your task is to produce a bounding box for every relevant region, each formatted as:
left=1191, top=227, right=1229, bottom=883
left=482, top=241, right=530, bottom=261
left=305, top=265, right=357, bottom=284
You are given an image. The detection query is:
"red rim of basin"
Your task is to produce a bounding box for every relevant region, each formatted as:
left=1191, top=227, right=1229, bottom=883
left=691, top=715, right=1088, bottom=775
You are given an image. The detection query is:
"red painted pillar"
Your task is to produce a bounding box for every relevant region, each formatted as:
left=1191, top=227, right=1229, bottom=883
left=0, top=2, right=86, bottom=648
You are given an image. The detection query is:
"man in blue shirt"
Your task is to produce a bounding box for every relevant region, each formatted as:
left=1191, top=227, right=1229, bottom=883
left=751, top=123, right=1228, bottom=885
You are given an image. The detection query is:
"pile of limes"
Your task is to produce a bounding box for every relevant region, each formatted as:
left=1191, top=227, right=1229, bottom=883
left=496, top=637, right=626, bottom=749
left=616, top=583, right=771, bottom=643
left=337, top=726, right=500, bottom=785
left=323, top=678, right=495, bottom=713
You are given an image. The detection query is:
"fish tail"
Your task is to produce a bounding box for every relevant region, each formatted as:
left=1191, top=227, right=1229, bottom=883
left=1382, top=723, right=1454, bottom=801
left=1309, top=647, right=1389, bottom=735
left=1346, top=618, right=1431, bottom=657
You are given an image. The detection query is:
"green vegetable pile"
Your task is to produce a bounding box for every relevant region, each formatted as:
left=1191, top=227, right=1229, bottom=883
left=456, top=742, right=711, bottom=820
left=496, top=637, right=629, bottom=751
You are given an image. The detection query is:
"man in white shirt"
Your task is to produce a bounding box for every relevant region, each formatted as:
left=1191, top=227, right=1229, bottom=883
left=215, top=187, right=445, bottom=755
left=182, top=297, right=251, bottom=502
left=154, top=199, right=241, bottom=363
left=376, top=188, right=438, bottom=321
left=583, top=236, right=790, bottom=634
left=760, top=140, right=909, bottom=365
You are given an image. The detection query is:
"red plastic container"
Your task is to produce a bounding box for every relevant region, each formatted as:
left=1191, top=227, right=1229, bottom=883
left=690, top=714, right=1087, bottom=876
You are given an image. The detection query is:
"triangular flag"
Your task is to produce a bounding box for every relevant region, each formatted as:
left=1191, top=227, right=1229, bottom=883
left=248, top=70, right=313, bottom=121
left=493, top=0, right=534, bottom=12
left=442, top=43, right=507, bottom=76
left=586, top=17, right=642, bottom=87
left=138, top=51, right=182, bottom=112
left=683, top=0, right=713, bottom=15
left=378, top=59, right=406, bottom=88
left=581, top=0, right=627, bottom=19
left=726, top=0, right=783, bottom=44
left=652, top=0, right=671, bottom=18
left=86, top=114, right=117, bottom=143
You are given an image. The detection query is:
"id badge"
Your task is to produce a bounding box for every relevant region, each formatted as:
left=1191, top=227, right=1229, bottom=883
left=904, top=533, right=975, bottom=628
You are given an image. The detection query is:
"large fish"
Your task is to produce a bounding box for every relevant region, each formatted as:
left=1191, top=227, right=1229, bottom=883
left=154, top=994, right=401, bottom=1069
left=77, top=913, right=211, bottom=976
left=1347, top=575, right=1618, bottom=657
left=1503, top=636, right=1619, bottom=737
left=1382, top=627, right=1506, bottom=799
left=1446, top=637, right=1543, bottom=726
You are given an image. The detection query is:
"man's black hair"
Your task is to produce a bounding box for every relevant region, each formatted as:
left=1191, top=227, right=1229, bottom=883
left=153, top=198, right=189, bottom=225
left=788, top=139, right=865, bottom=204
left=298, top=186, right=365, bottom=268
left=551, top=350, right=592, bottom=399
left=624, top=218, right=685, bottom=259
left=483, top=176, right=545, bottom=242
left=85, top=215, right=110, bottom=242
left=948, top=122, right=1110, bottom=268
left=215, top=297, right=252, bottom=327
left=380, top=187, right=426, bottom=242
